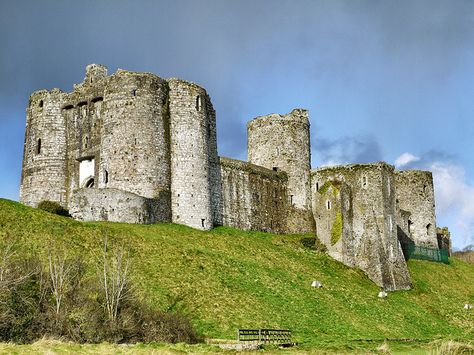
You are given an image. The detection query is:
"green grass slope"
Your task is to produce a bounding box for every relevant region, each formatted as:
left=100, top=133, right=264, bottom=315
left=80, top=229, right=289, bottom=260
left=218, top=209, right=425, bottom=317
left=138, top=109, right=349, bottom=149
left=0, top=198, right=473, bottom=349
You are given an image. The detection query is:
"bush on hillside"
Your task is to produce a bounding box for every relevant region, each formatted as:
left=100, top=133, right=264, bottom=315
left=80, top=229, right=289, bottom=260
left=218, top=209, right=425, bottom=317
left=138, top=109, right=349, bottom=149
left=300, top=236, right=327, bottom=252
left=37, top=201, right=70, bottom=217
left=37, top=200, right=70, bottom=217
left=0, top=245, right=200, bottom=344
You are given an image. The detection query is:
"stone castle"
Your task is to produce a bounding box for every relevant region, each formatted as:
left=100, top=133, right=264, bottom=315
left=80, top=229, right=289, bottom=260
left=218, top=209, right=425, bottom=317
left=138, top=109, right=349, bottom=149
left=20, top=64, right=448, bottom=291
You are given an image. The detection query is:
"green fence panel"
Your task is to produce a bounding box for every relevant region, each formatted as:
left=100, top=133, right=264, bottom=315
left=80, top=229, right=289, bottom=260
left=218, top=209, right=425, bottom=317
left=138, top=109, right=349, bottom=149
left=407, top=244, right=449, bottom=264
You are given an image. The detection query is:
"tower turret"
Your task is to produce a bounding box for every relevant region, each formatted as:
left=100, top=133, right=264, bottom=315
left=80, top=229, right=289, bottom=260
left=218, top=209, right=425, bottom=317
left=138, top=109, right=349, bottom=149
left=100, top=70, right=171, bottom=199
left=247, top=109, right=313, bottom=233
left=20, top=89, right=68, bottom=207
left=167, top=78, right=219, bottom=230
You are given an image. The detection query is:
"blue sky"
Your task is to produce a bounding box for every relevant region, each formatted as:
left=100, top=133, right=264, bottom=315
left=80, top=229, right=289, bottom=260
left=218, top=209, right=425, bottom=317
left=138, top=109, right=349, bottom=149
left=1, top=0, right=473, bottom=249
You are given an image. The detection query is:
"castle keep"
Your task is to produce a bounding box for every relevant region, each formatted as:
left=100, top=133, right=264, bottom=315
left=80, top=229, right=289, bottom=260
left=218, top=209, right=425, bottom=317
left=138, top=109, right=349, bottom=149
left=21, top=64, right=445, bottom=290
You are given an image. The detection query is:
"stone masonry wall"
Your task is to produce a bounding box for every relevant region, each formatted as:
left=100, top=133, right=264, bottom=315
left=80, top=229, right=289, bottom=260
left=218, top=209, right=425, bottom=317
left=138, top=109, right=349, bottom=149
left=395, top=170, right=437, bottom=247
left=62, top=65, right=108, bottom=205
left=312, top=163, right=412, bottom=291
left=312, top=179, right=353, bottom=265
left=396, top=208, right=413, bottom=260
left=100, top=70, right=171, bottom=199
left=69, top=188, right=170, bottom=224
left=247, top=109, right=313, bottom=233
left=220, top=157, right=288, bottom=233
left=20, top=89, right=68, bottom=207
left=168, top=79, right=215, bottom=230
left=436, top=227, right=452, bottom=256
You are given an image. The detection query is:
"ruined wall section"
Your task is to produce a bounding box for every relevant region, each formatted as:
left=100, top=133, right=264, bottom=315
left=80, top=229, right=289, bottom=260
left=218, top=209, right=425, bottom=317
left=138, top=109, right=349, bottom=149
left=436, top=227, right=452, bottom=256
left=168, top=79, right=216, bottom=230
left=100, top=70, right=171, bottom=200
left=61, top=64, right=108, bottom=205
left=396, top=208, right=413, bottom=260
left=206, top=97, right=223, bottom=227
left=312, top=180, right=353, bottom=265
left=20, top=89, right=68, bottom=207
left=220, top=157, right=288, bottom=233
left=395, top=170, right=437, bottom=248
left=248, top=109, right=313, bottom=233
left=312, top=163, right=411, bottom=291
left=69, top=188, right=170, bottom=224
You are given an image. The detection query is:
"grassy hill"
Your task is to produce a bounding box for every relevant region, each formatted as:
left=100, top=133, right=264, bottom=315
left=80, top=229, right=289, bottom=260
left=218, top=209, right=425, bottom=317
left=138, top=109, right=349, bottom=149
left=0, top=198, right=473, bottom=352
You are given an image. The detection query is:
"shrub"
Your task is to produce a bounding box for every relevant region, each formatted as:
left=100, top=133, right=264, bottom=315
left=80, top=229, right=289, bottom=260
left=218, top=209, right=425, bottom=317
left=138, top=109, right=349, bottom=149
left=0, top=257, right=43, bottom=343
left=300, top=236, right=327, bottom=252
left=37, top=201, right=70, bottom=217
left=0, top=255, right=200, bottom=344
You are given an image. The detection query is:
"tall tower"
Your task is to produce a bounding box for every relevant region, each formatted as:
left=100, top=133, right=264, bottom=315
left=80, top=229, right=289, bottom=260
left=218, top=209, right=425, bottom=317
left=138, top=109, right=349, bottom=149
left=167, top=79, right=219, bottom=230
left=100, top=69, right=171, bottom=199
left=20, top=89, right=68, bottom=207
left=247, top=108, right=313, bottom=233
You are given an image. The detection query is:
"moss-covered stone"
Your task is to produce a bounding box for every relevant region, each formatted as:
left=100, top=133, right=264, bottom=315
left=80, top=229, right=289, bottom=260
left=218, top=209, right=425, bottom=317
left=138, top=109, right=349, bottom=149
left=318, top=180, right=340, bottom=197
left=331, top=212, right=343, bottom=245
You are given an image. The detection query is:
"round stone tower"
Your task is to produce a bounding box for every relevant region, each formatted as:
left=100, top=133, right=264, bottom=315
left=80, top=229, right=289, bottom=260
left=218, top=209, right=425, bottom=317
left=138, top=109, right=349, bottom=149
left=167, top=78, right=218, bottom=230
left=247, top=108, right=313, bottom=233
left=100, top=70, right=171, bottom=198
left=20, top=89, right=68, bottom=207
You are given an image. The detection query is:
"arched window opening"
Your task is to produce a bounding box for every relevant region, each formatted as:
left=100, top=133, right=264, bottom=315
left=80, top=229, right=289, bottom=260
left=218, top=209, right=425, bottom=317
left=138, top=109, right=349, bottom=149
left=408, top=220, right=413, bottom=233
left=104, top=170, right=109, bottom=184
left=327, top=200, right=331, bottom=210
left=36, top=138, right=42, bottom=155
left=131, top=89, right=137, bottom=97
left=84, top=135, right=89, bottom=149
left=85, top=178, right=95, bottom=188
left=39, top=100, right=43, bottom=108
left=196, top=95, right=202, bottom=111
left=316, top=182, right=319, bottom=191
left=426, top=223, right=432, bottom=235
left=201, top=219, right=205, bottom=228
left=290, top=195, right=294, bottom=205
left=362, top=175, right=368, bottom=188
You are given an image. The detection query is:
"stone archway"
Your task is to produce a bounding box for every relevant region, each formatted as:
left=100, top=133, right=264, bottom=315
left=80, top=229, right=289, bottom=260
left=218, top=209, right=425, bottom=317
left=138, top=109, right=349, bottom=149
left=81, top=175, right=95, bottom=188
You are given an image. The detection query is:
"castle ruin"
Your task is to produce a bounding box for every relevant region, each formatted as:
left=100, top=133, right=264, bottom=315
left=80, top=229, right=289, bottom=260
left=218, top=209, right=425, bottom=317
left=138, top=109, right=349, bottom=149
left=20, top=64, right=446, bottom=290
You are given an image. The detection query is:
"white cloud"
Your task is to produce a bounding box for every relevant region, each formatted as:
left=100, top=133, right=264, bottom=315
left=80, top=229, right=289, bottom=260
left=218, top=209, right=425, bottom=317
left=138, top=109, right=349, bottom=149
left=430, top=162, right=474, bottom=248
left=320, top=159, right=346, bottom=168
left=394, top=152, right=420, bottom=168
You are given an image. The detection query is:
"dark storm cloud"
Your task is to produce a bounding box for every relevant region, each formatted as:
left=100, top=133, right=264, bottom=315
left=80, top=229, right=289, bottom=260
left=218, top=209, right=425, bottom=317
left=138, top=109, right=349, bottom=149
left=1, top=0, right=473, bottom=249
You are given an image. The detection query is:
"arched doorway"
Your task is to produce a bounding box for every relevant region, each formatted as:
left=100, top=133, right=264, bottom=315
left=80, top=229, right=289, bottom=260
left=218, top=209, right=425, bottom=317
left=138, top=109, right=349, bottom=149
left=85, top=177, right=95, bottom=188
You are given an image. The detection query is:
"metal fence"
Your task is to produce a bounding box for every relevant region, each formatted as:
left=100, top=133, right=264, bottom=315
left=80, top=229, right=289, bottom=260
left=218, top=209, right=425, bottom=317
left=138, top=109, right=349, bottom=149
left=407, top=244, right=449, bottom=264
left=237, top=329, right=292, bottom=345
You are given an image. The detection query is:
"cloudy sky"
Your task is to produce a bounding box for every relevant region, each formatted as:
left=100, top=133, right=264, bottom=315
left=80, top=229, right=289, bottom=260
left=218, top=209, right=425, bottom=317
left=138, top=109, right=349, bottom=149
left=1, top=1, right=473, bottom=249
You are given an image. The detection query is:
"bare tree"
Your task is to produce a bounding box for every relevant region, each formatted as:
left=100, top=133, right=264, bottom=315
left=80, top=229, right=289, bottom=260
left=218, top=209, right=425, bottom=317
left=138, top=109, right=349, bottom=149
left=99, top=237, right=131, bottom=323
left=0, top=235, right=37, bottom=290
left=47, top=246, right=78, bottom=316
